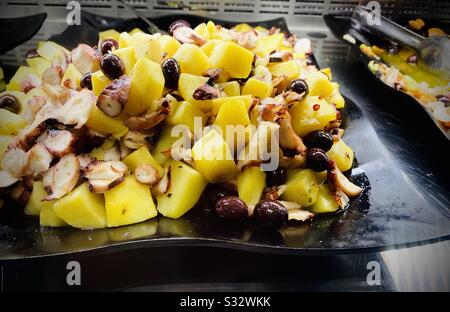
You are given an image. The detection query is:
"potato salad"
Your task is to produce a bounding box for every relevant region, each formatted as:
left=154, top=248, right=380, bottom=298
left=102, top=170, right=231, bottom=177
left=0, top=20, right=362, bottom=231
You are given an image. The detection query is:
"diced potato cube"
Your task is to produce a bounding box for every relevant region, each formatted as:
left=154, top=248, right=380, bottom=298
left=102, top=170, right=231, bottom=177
left=234, top=23, right=253, bottom=33
left=91, top=70, right=111, bottom=96
left=25, top=181, right=51, bottom=216
left=126, top=58, right=164, bottom=116
left=194, top=23, right=209, bottom=40
left=192, top=129, right=239, bottom=183
left=40, top=203, right=67, bottom=227
left=219, top=81, right=240, bottom=97
left=212, top=95, right=252, bottom=115
left=26, top=57, right=51, bottom=77
left=0, top=109, right=27, bottom=135
left=328, top=92, right=345, bottom=109
left=173, top=44, right=210, bottom=76
left=105, top=176, right=157, bottom=227
left=309, top=184, right=340, bottom=214
left=289, top=96, right=337, bottom=137
left=168, top=100, right=206, bottom=133
left=242, top=77, right=273, bottom=98
left=6, top=66, right=40, bottom=92
left=86, top=105, right=128, bottom=138
left=177, top=73, right=211, bottom=112
left=99, top=29, right=121, bottom=43
left=214, top=99, right=250, bottom=149
left=61, top=64, right=82, bottom=89
left=305, top=71, right=334, bottom=97
left=268, top=60, right=300, bottom=80
left=209, top=41, right=253, bottom=78
left=112, top=47, right=136, bottom=75
left=151, top=125, right=182, bottom=166
left=200, top=39, right=221, bottom=56
left=123, top=147, right=163, bottom=176
left=281, top=169, right=319, bottom=207
left=237, top=166, right=266, bottom=206
left=157, top=160, right=207, bottom=218
left=132, top=33, right=161, bottom=63
left=327, top=139, right=354, bottom=172
left=36, top=41, right=69, bottom=61
left=53, top=182, right=107, bottom=229
left=129, top=28, right=144, bottom=35
left=118, top=31, right=133, bottom=48
left=254, top=33, right=284, bottom=56
left=320, top=67, right=332, bottom=80
left=160, top=35, right=181, bottom=59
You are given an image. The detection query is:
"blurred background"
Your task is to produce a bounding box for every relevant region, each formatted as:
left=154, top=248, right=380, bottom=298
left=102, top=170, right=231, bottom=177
left=0, top=0, right=449, bottom=67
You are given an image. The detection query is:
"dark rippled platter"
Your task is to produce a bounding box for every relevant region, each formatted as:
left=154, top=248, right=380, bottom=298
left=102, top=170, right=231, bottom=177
left=1, top=13, right=449, bottom=260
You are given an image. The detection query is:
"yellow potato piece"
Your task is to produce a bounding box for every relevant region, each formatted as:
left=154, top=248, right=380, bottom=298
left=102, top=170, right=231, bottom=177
left=209, top=41, right=253, bottom=78
left=237, top=166, right=266, bottom=206
left=53, top=183, right=107, bottom=229
left=99, top=29, right=121, bottom=43
left=327, top=139, right=354, bottom=172
left=6, top=66, right=40, bottom=92
left=0, top=135, right=13, bottom=168
left=309, top=184, right=340, bottom=214
left=25, top=181, right=51, bottom=216
left=123, top=147, right=163, bottom=176
left=36, top=41, right=69, bottom=61
left=281, top=169, right=319, bottom=207
left=168, top=100, right=206, bottom=133
left=218, top=81, right=240, bottom=97
left=214, top=99, right=250, bottom=150
left=212, top=95, right=252, bottom=115
left=26, top=57, right=51, bottom=77
left=112, top=47, right=136, bottom=75
left=105, top=176, right=157, bottom=227
left=242, top=77, right=273, bottom=98
left=151, top=125, right=182, bottom=166
left=126, top=58, right=164, bottom=116
left=173, top=44, right=210, bottom=76
left=192, top=129, right=239, bottom=183
left=118, top=32, right=133, bottom=48
left=0, top=109, right=27, bottom=135
left=289, top=96, right=337, bottom=137
left=157, top=160, right=207, bottom=219
left=86, top=105, right=128, bottom=138
left=160, top=35, right=181, bottom=59
left=254, top=33, right=284, bottom=56
left=61, top=64, right=82, bottom=89
left=91, top=70, right=111, bottom=96
left=40, top=204, right=67, bottom=227
left=177, top=73, right=211, bottom=112
left=268, top=60, right=300, bottom=80
left=305, top=71, right=334, bottom=97
left=131, top=32, right=161, bottom=63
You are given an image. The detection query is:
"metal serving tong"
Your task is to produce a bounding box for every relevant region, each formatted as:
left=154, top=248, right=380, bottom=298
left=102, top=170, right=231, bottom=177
left=351, top=6, right=450, bottom=78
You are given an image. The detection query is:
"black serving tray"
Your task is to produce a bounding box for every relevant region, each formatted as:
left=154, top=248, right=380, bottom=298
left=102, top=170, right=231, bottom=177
left=0, top=13, right=449, bottom=260
left=323, top=14, right=450, bottom=141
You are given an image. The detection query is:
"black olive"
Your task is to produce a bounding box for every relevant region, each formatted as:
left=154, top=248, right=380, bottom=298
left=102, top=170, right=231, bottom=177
left=306, top=148, right=329, bottom=172
left=161, top=58, right=181, bottom=89
left=25, top=48, right=39, bottom=59
left=388, top=45, right=398, bottom=55
left=80, top=73, right=92, bottom=90
left=288, top=79, right=309, bottom=95
left=100, top=54, right=125, bottom=80
left=303, top=130, right=333, bottom=151
left=266, top=168, right=287, bottom=187
left=407, top=54, right=418, bottom=64
left=253, top=200, right=288, bottom=230
left=0, top=94, right=21, bottom=114
left=436, top=95, right=450, bottom=105
left=168, top=19, right=191, bottom=35
left=100, top=39, right=119, bottom=55
left=214, top=196, right=248, bottom=222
